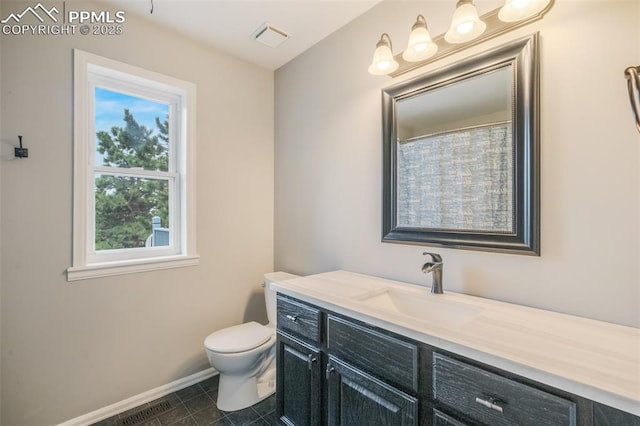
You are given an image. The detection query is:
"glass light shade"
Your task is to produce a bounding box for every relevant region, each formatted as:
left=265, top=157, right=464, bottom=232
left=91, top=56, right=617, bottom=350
left=402, top=22, right=438, bottom=62
left=368, top=35, right=399, bottom=75
left=444, top=0, right=487, bottom=44
left=498, top=0, right=552, bottom=22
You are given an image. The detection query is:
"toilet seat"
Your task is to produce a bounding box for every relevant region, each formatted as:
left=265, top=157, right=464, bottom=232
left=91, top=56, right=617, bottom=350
left=204, top=321, right=273, bottom=354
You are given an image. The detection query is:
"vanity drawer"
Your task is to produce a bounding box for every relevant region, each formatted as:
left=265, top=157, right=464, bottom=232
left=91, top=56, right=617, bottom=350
left=276, top=295, right=321, bottom=344
left=433, top=353, right=576, bottom=426
left=327, top=315, right=418, bottom=392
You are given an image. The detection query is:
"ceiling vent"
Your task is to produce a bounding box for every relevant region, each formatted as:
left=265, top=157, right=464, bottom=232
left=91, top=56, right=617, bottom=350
left=251, top=23, right=290, bottom=48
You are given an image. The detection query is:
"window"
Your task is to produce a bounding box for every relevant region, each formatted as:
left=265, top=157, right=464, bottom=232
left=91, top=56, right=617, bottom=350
left=68, top=50, right=198, bottom=281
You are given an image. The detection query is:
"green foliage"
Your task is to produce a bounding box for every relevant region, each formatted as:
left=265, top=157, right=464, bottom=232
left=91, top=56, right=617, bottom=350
left=94, top=109, right=169, bottom=250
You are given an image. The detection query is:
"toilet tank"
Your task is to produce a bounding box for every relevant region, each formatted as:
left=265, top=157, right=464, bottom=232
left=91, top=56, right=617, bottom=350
left=263, top=272, right=299, bottom=327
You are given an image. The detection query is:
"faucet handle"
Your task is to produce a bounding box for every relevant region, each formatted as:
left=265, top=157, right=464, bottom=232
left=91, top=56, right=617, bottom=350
left=423, top=252, right=442, bottom=263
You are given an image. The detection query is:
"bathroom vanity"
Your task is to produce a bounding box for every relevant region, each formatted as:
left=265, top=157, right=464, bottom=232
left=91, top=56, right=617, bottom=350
left=272, top=271, right=640, bottom=426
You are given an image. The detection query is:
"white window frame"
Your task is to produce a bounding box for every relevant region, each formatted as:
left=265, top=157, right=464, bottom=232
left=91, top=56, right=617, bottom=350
left=68, top=49, right=198, bottom=281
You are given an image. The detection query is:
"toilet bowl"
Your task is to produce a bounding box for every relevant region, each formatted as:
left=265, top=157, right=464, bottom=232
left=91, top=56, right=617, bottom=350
left=203, top=272, right=299, bottom=412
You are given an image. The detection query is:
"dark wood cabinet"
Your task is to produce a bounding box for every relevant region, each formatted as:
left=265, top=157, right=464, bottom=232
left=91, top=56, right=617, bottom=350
left=276, top=332, right=322, bottom=426
left=432, top=409, right=470, bottom=426
left=276, top=295, right=418, bottom=426
left=594, top=402, right=640, bottom=426
left=277, top=296, right=322, bottom=343
left=326, top=356, right=418, bottom=426
left=432, top=353, right=577, bottom=426
left=327, top=315, right=419, bottom=393
left=276, top=294, right=323, bottom=426
left=275, top=293, right=639, bottom=426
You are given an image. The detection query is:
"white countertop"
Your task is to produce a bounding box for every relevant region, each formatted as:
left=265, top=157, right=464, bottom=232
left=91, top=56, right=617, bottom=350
left=271, top=270, right=640, bottom=416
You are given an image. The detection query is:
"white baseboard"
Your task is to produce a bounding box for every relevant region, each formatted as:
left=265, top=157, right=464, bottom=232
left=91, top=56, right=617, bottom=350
left=58, top=368, right=218, bottom=426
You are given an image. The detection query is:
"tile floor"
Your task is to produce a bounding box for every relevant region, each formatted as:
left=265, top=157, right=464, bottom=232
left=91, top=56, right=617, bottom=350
left=92, top=375, right=277, bottom=426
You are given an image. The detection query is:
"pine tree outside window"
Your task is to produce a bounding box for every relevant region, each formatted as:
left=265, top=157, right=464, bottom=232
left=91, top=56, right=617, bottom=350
left=93, top=87, right=171, bottom=252
left=69, top=50, right=198, bottom=281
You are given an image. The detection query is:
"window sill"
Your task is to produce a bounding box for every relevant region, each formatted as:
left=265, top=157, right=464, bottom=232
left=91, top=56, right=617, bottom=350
left=66, top=254, right=200, bottom=282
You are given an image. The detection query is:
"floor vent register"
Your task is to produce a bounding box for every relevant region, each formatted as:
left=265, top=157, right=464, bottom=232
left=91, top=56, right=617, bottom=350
left=118, top=400, right=173, bottom=425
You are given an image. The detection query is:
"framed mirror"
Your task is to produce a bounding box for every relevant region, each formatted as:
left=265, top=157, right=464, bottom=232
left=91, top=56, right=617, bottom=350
left=382, top=34, right=540, bottom=255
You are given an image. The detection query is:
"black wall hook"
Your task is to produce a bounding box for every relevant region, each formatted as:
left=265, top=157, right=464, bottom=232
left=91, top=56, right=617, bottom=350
left=15, top=135, right=28, bottom=158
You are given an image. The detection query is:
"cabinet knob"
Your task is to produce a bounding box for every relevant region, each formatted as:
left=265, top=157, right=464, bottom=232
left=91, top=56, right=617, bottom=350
left=475, top=397, right=504, bottom=414
left=307, top=354, right=317, bottom=370
left=285, top=314, right=299, bottom=322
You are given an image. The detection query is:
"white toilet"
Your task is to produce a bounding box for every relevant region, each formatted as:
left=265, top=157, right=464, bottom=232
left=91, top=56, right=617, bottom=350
left=203, top=271, right=299, bottom=412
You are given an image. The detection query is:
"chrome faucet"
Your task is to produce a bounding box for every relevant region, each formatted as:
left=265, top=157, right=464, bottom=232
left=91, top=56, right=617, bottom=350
left=422, top=252, right=443, bottom=294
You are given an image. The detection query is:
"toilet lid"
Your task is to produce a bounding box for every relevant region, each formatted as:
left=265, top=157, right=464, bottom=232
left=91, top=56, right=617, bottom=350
left=204, top=322, right=273, bottom=353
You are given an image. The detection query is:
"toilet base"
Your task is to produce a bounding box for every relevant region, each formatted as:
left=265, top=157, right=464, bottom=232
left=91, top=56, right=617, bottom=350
left=216, top=365, right=276, bottom=412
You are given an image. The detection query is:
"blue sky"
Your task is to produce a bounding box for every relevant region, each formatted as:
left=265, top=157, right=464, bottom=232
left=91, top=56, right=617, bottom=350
left=95, top=87, right=168, bottom=132
left=94, top=87, right=169, bottom=165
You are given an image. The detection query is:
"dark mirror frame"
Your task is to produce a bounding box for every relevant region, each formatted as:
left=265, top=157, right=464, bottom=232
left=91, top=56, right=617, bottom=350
left=382, top=34, right=540, bottom=255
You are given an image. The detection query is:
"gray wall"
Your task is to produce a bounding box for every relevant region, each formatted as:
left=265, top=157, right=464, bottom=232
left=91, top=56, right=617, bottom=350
left=0, top=1, right=274, bottom=424
left=274, top=0, right=640, bottom=328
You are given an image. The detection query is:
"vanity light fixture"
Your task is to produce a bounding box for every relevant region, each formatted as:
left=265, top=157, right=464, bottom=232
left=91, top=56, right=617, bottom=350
left=368, top=33, right=399, bottom=75
left=367, top=0, right=554, bottom=77
left=402, top=15, right=437, bottom=62
left=498, top=0, right=553, bottom=22
left=444, top=0, right=486, bottom=44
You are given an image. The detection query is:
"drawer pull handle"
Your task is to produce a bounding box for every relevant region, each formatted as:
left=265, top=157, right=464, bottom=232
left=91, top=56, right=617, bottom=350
left=475, top=397, right=504, bottom=414
left=285, top=314, right=299, bottom=322
left=326, top=364, right=335, bottom=379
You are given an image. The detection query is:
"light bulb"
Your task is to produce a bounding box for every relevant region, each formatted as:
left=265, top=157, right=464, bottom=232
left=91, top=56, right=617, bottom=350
left=402, top=15, right=438, bottom=62
left=456, top=20, right=474, bottom=35
left=413, top=42, right=428, bottom=52
left=368, top=33, right=399, bottom=75
left=498, top=0, right=552, bottom=22
left=513, top=0, right=531, bottom=8
left=445, top=0, right=486, bottom=44
left=377, top=60, right=391, bottom=71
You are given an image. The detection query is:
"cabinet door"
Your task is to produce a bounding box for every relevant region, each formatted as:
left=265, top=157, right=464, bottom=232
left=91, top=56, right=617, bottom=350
left=276, top=332, right=322, bottom=426
left=327, top=356, right=418, bottom=426
left=594, top=403, right=640, bottom=426
left=432, top=409, right=470, bottom=426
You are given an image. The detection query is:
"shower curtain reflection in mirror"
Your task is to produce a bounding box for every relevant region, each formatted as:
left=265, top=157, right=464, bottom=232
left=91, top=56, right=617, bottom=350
left=396, top=122, right=513, bottom=232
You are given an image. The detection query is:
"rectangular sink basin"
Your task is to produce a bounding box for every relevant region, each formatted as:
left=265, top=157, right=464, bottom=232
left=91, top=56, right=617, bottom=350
left=353, top=287, right=484, bottom=327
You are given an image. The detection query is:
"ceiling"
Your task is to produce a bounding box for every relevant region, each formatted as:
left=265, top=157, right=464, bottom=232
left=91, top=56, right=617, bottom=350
left=103, top=0, right=382, bottom=71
